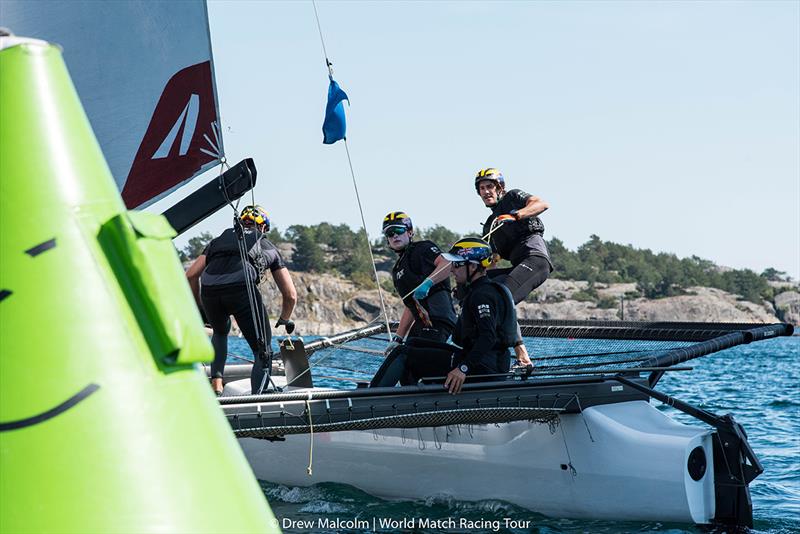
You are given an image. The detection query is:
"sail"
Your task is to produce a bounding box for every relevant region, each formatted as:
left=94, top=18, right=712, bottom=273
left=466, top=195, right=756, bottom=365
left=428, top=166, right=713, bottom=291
left=1, top=0, right=224, bottom=208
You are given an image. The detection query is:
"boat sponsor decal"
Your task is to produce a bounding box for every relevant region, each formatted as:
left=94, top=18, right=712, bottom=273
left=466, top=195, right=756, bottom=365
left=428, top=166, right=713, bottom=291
left=611, top=385, right=623, bottom=392
left=0, top=383, right=100, bottom=431
left=0, top=289, right=11, bottom=302
left=24, top=238, right=57, bottom=257
left=121, top=61, right=220, bottom=208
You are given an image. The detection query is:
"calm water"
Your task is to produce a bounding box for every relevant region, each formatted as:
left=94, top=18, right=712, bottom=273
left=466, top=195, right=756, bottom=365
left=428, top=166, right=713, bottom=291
left=227, top=335, right=800, bottom=533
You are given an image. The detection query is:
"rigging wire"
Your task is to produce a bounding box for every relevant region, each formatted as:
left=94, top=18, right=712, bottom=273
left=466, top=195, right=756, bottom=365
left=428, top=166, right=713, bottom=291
left=312, top=1, right=332, bottom=77
left=220, top=175, right=279, bottom=393
left=284, top=315, right=386, bottom=387
left=343, top=140, right=394, bottom=341
left=311, top=0, right=393, bottom=341
left=281, top=214, right=520, bottom=383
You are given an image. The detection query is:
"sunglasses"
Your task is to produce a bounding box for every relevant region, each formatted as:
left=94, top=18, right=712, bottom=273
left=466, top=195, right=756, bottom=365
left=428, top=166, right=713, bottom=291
left=384, top=226, right=408, bottom=238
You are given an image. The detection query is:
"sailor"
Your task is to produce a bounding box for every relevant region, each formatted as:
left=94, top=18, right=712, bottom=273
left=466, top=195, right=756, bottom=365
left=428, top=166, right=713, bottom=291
left=186, top=205, right=297, bottom=395
left=383, top=211, right=456, bottom=343
left=475, top=167, right=552, bottom=365
left=441, top=237, right=518, bottom=394
left=372, top=238, right=517, bottom=394
left=369, top=211, right=456, bottom=387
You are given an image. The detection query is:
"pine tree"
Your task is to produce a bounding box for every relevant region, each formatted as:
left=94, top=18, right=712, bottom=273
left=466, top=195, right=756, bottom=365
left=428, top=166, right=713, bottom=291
left=292, top=228, right=325, bottom=272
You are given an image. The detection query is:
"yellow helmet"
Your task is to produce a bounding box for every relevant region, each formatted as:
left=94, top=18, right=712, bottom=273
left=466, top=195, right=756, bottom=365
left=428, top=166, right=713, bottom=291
left=382, top=211, right=413, bottom=236
left=474, top=168, right=505, bottom=191
left=240, top=205, right=270, bottom=230
left=442, top=237, right=493, bottom=268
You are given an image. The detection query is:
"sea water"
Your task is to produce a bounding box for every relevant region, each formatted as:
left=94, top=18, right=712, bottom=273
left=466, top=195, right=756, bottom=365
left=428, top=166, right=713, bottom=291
left=227, top=335, right=799, bottom=533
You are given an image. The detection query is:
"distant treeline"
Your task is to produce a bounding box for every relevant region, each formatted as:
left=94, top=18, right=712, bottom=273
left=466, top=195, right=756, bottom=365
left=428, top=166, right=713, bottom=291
left=180, top=225, right=791, bottom=303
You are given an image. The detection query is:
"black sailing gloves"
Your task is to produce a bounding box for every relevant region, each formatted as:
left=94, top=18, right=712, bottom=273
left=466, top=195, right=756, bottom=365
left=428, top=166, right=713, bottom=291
left=275, top=318, right=295, bottom=334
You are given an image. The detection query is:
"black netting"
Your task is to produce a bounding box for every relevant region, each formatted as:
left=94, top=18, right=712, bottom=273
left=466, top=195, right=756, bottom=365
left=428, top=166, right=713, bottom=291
left=296, top=321, right=792, bottom=387
left=524, top=336, right=693, bottom=375
left=233, top=407, right=562, bottom=438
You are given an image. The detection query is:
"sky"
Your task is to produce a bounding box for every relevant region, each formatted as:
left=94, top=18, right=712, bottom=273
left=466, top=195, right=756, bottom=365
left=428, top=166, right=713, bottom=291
left=153, top=1, right=800, bottom=281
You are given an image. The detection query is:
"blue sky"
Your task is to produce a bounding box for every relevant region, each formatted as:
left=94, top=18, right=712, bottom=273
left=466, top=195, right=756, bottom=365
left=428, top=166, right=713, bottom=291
left=156, top=1, right=800, bottom=280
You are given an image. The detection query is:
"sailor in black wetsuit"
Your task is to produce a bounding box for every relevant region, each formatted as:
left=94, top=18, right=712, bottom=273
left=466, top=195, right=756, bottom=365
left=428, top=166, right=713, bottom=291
left=440, top=238, right=518, bottom=394
left=384, top=211, right=456, bottom=342
left=370, top=211, right=456, bottom=387
left=475, top=168, right=552, bottom=366
left=186, top=205, right=297, bottom=395
left=371, top=238, right=517, bottom=393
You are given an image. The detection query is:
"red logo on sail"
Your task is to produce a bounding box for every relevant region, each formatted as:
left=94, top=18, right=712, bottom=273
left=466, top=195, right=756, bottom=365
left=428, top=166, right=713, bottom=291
left=122, top=61, right=220, bottom=208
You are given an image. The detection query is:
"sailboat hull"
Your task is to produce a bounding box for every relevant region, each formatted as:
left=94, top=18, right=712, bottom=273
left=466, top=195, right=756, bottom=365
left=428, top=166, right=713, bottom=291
left=239, top=400, right=715, bottom=524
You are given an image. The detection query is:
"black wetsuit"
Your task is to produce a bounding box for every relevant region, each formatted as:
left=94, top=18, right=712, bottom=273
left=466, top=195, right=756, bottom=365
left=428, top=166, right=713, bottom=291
left=391, top=240, right=457, bottom=342
left=482, top=188, right=552, bottom=304
left=200, top=227, right=286, bottom=392
left=450, top=276, right=517, bottom=375
left=372, top=275, right=516, bottom=386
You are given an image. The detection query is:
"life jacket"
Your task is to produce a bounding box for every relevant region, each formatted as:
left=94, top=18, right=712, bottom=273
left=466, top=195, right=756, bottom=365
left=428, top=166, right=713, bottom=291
left=202, top=228, right=261, bottom=285
left=392, top=240, right=454, bottom=324
left=463, top=278, right=519, bottom=348
left=482, top=190, right=545, bottom=259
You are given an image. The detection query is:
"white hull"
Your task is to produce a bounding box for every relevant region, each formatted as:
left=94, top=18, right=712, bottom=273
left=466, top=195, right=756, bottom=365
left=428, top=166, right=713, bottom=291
left=238, top=400, right=715, bottom=524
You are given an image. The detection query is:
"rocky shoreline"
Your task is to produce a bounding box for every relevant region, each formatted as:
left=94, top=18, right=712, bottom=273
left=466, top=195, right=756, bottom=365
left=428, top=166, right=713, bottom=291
left=254, top=270, right=800, bottom=336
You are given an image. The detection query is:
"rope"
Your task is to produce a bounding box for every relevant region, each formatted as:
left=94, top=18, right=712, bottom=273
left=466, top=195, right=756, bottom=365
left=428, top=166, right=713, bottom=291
left=558, top=416, right=578, bottom=477
left=233, top=220, right=273, bottom=394
left=283, top=315, right=385, bottom=387
left=214, top=152, right=289, bottom=394
left=311, top=0, right=333, bottom=77
left=393, top=216, right=508, bottom=305
left=343, top=139, right=394, bottom=341
left=305, top=395, right=314, bottom=475
left=338, top=345, right=385, bottom=356
left=310, top=1, right=394, bottom=342
left=228, top=353, right=255, bottom=364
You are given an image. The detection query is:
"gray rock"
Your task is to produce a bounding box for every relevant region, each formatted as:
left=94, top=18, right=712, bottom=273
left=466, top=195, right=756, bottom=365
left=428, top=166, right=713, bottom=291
left=774, top=291, right=800, bottom=326
left=253, top=271, right=788, bottom=335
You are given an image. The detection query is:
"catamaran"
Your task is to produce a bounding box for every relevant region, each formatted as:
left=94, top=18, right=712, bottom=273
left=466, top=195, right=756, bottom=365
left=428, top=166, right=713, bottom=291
left=2, top=1, right=794, bottom=531
left=216, top=319, right=792, bottom=528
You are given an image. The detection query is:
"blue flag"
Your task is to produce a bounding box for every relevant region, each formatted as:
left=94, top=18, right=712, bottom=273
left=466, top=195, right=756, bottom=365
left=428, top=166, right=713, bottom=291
left=323, top=77, right=349, bottom=144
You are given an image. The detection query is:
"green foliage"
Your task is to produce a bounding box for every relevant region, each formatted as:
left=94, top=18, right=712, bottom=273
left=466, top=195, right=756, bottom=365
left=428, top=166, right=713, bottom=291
left=381, top=278, right=396, bottom=295
left=181, top=231, right=214, bottom=261
left=265, top=227, right=284, bottom=243
left=238, top=222, right=783, bottom=305
left=339, top=230, right=374, bottom=277
left=291, top=227, right=325, bottom=272
left=350, top=271, right=376, bottom=288
left=571, top=290, right=595, bottom=302
left=761, top=267, right=788, bottom=282
left=548, top=235, right=776, bottom=303
left=572, top=285, right=598, bottom=302
left=418, top=225, right=461, bottom=249
left=597, top=296, right=619, bottom=309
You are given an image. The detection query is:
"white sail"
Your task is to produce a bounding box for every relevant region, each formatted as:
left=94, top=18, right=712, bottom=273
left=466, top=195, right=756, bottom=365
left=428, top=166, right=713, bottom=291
left=2, top=0, right=224, bottom=208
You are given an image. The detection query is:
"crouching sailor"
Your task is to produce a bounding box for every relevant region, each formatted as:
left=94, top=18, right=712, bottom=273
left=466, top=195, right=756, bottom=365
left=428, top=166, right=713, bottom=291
left=442, top=238, right=518, bottom=394
left=186, top=205, right=297, bottom=395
